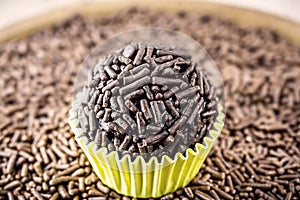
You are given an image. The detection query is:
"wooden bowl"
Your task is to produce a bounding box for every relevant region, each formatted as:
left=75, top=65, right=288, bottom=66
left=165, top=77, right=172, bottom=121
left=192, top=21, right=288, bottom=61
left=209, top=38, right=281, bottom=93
left=0, top=0, right=299, bottom=44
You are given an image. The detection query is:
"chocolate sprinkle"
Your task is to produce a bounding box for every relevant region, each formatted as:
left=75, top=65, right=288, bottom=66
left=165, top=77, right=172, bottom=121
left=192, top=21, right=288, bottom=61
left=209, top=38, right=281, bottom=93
left=78, top=42, right=218, bottom=163
left=0, top=8, right=299, bottom=200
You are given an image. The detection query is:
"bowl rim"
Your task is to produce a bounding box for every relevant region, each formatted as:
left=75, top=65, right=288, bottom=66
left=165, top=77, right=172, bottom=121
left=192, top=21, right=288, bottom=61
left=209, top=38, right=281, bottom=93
left=0, top=0, right=299, bottom=44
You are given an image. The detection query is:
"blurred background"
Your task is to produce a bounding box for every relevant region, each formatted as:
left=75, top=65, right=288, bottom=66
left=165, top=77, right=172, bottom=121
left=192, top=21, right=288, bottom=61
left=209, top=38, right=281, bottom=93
left=0, top=0, right=300, bottom=29
left=0, top=0, right=299, bottom=200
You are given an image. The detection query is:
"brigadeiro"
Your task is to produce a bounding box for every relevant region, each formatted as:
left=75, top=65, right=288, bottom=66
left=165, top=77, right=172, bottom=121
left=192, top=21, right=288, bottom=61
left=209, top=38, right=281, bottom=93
left=69, top=31, right=225, bottom=198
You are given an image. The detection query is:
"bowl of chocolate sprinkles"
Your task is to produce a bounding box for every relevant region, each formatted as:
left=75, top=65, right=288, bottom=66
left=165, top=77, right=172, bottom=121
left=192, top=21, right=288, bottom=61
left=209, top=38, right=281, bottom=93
left=68, top=28, right=225, bottom=198
left=1, top=1, right=300, bottom=200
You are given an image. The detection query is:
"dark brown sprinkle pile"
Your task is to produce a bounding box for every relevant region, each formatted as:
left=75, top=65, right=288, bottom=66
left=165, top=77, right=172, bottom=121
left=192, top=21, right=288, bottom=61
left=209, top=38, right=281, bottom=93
left=0, top=7, right=300, bottom=200
left=78, top=43, right=217, bottom=160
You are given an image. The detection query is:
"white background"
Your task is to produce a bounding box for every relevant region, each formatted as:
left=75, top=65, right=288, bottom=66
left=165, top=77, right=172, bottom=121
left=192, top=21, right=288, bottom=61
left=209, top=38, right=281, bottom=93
left=0, top=0, right=299, bottom=29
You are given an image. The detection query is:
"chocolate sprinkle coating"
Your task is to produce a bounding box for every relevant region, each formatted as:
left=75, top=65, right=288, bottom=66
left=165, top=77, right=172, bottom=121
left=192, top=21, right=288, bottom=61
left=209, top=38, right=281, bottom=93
left=77, top=43, right=218, bottom=160
left=0, top=8, right=299, bottom=200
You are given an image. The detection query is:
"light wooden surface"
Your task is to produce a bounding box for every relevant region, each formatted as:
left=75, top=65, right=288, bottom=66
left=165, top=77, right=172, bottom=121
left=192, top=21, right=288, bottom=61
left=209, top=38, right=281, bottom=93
left=0, top=0, right=299, bottom=44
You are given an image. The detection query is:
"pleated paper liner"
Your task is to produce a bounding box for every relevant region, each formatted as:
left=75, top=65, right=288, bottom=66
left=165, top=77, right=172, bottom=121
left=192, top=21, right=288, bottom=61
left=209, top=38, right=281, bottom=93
left=68, top=91, right=225, bottom=198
